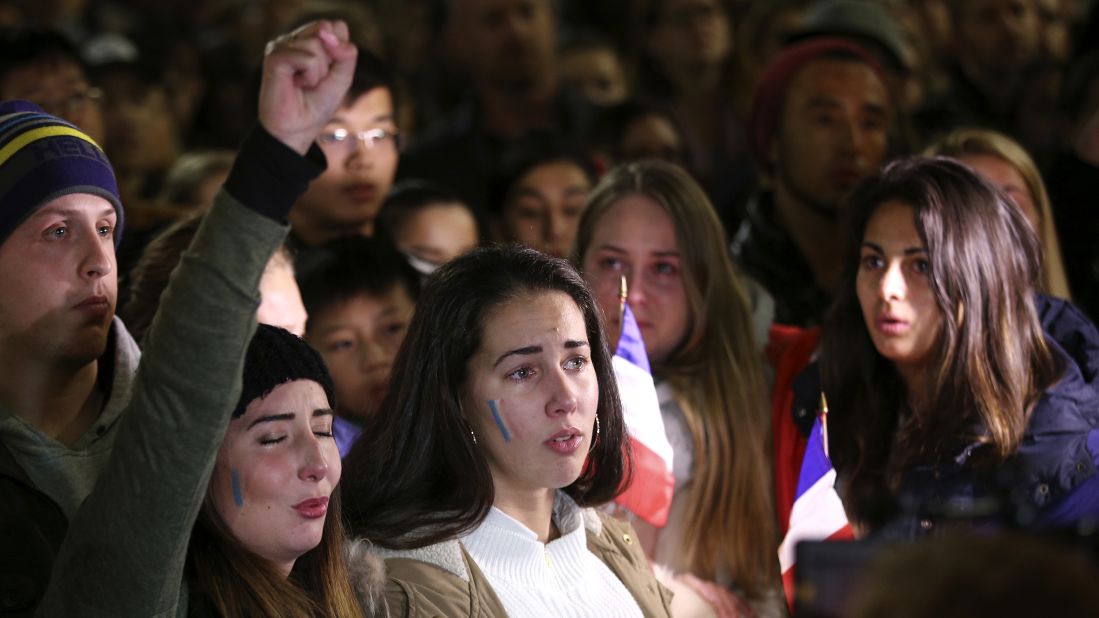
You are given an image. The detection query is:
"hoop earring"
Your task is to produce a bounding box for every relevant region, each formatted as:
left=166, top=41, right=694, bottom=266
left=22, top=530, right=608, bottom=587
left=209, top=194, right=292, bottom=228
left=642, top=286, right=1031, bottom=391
left=588, top=414, right=600, bottom=454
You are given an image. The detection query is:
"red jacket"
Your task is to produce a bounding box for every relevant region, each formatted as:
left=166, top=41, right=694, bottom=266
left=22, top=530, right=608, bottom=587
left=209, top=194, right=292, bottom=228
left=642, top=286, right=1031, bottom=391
left=767, top=325, right=821, bottom=534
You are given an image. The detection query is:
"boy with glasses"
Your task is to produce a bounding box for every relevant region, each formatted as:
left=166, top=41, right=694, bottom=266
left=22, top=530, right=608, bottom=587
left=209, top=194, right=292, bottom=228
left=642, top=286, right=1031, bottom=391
left=289, top=48, right=401, bottom=247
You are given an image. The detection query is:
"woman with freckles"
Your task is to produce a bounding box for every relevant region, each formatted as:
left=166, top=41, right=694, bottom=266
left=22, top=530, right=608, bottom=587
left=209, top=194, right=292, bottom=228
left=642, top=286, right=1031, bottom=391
left=820, top=157, right=1099, bottom=538
left=340, top=245, right=672, bottom=617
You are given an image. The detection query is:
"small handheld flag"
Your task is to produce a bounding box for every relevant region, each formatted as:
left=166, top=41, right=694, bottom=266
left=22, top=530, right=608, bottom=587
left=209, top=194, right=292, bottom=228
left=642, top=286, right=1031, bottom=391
left=777, top=393, right=853, bottom=610
left=611, top=286, right=676, bottom=528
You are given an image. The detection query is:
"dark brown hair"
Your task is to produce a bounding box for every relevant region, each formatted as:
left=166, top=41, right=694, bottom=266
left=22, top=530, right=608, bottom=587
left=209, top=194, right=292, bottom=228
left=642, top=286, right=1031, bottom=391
left=341, top=244, right=630, bottom=548
left=820, top=156, right=1061, bottom=522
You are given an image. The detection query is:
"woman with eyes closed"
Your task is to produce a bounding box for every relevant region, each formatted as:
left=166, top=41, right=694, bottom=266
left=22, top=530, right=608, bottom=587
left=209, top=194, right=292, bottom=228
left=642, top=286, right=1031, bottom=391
left=185, top=324, right=364, bottom=617
left=574, top=160, right=780, bottom=615
left=340, top=245, right=673, bottom=617
left=820, top=157, right=1099, bottom=538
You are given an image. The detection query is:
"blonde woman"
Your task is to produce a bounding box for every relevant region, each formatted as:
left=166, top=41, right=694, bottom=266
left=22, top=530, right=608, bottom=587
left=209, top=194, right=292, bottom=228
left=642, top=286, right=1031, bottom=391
left=925, top=127, right=1071, bottom=299
left=574, top=160, right=779, bottom=614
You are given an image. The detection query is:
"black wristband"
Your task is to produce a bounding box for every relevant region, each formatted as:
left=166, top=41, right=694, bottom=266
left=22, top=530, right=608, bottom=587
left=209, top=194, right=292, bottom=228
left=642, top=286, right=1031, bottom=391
left=223, top=124, right=327, bottom=222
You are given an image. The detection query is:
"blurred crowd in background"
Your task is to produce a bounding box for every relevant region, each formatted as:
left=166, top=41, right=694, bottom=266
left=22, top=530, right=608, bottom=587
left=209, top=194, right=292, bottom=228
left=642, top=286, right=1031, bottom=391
left=3, top=0, right=1098, bottom=322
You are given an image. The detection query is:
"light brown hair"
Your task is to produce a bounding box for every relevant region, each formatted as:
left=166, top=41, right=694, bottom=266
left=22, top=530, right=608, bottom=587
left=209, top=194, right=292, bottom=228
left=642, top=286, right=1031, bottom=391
left=575, top=160, right=777, bottom=597
left=925, top=127, right=1071, bottom=299
left=186, top=487, right=363, bottom=617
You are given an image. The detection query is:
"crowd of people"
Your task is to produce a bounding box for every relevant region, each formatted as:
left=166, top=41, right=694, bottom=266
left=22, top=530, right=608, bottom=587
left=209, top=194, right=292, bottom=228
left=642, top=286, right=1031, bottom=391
left=2, top=0, right=1099, bottom=616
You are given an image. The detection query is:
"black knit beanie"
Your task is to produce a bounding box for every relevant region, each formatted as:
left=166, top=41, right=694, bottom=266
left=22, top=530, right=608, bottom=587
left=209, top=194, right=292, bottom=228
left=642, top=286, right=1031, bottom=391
left=233, top=324, right=336, bottom=418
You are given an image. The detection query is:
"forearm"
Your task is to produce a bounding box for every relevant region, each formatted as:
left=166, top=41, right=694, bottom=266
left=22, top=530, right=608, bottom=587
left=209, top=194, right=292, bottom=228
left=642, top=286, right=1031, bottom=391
left=37, top=126, right=324, bottom=617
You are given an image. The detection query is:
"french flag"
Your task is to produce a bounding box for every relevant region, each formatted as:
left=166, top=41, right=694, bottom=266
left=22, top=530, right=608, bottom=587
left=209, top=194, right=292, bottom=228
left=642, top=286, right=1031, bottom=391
left=612, top=302, right=676, bottom=528
left=777, top=409, right=853, bottom=609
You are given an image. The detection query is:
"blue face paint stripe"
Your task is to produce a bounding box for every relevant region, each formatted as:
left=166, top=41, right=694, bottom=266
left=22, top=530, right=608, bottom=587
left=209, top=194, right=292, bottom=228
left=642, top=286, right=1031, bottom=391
left=231, top=469, right=244, bottom=507
left=488, top=399, right=511, bottom=442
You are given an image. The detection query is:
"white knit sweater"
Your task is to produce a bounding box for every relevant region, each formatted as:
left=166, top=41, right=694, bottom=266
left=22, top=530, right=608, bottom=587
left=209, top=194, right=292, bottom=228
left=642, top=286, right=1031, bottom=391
left=462, top=492, right=645, bottom=618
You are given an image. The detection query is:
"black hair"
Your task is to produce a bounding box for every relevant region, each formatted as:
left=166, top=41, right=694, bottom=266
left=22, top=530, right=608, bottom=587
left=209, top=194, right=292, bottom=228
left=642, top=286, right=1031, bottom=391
left=347, top=46, right=398, bottom=112
left=296, top=235, right=421, bottom=328
left=590, top=98, right=689, bottom=164
left=0, top=27, right=87, bottom=86
left=489, top=129, right=598, bottom=216
left=377, top=179, right=475, bottom=240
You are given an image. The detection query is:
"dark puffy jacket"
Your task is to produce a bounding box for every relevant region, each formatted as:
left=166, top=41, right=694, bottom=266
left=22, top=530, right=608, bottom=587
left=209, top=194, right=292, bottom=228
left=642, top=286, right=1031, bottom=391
left=885, top=295, right=1099, bottom=538
left=778, top=296, right=1099, bottom=539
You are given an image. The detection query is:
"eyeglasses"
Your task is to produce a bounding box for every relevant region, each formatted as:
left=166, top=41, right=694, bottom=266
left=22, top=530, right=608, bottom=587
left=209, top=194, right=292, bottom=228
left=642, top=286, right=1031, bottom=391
left=317, top=127, right=402, bottom=152
left=40, top=87, right=103, bottom=117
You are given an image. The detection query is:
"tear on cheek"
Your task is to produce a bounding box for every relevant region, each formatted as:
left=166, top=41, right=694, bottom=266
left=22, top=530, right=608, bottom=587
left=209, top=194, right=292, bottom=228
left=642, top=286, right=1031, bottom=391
left=231, top=469, right=244, bottom=508
left=487, top=399, right=513, bottom=442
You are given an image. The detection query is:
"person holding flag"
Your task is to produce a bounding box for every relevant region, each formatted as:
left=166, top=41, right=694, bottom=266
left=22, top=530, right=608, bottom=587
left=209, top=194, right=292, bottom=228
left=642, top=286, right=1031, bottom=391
left=576, top=160, right=782, bottom=615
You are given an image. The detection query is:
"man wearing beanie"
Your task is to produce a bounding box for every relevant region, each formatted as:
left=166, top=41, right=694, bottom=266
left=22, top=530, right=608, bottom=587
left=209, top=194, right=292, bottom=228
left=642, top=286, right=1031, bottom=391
left=0, top=21, right=357, bottom=616
left=731, top=38, right=893, bottom=327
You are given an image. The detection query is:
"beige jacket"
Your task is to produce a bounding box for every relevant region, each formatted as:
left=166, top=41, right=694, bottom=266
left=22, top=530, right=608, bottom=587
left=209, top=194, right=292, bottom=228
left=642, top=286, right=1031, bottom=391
left=350, top=509, right=673, bottom=617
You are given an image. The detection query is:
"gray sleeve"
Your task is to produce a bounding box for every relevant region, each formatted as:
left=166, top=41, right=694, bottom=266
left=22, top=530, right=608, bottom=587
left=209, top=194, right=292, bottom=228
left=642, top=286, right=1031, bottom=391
left=35, top=190, right=287, bottom=617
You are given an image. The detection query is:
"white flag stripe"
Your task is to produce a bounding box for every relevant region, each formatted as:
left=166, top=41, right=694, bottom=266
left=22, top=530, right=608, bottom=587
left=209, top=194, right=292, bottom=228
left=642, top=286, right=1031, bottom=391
left=612, top=356, right=675, bottom=472
left=777, top=468, right=848, bottom=572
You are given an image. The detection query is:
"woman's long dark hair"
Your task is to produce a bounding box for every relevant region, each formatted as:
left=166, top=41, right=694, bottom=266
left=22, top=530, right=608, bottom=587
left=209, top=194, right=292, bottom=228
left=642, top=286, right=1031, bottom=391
left=341, top=245, right=630, bottom=548
left=820, top=157, right=1061, bottom=522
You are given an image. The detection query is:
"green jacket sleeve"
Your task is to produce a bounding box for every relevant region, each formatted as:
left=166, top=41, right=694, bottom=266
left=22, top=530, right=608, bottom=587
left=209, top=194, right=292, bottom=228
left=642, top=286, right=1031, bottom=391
left=35, top=126, right=324, bottom=617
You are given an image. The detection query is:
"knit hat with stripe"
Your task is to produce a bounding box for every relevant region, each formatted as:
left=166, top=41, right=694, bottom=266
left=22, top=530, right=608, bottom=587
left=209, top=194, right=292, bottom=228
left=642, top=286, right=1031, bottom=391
left=0, top=100, right=122, bottom=247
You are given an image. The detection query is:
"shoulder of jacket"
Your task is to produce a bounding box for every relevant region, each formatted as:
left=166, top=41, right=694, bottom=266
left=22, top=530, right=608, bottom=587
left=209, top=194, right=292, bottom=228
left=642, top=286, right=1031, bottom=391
left=349, top=537, right=469, bottom=582
left=356, top=538, right=502, bottom=618
left=586, top=511, right=647, bottom=564
left=586, top=511, right=675, bottom=617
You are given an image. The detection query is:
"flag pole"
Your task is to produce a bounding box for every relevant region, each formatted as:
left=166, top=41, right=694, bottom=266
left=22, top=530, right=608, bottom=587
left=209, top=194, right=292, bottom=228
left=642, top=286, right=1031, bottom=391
left=819, top=392, right=830, bottom=459
left=618, top=275, right=628, bottom=332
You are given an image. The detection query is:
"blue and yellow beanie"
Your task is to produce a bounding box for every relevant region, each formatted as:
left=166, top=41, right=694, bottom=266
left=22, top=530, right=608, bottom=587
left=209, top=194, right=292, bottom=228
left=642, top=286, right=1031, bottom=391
left=0, top=100, right=123, bottom=246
